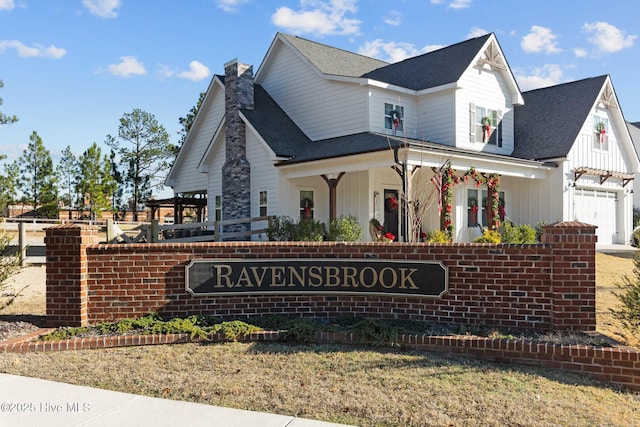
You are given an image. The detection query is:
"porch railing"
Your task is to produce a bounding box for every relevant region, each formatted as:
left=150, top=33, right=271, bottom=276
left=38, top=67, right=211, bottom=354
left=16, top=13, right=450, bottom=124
left=106, top=216, right=275, bottom=243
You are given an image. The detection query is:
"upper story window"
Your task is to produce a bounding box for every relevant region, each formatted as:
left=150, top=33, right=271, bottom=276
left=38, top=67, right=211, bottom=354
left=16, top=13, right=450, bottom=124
left=593, top=115, right=609, bottom=151
left=385, top=103, right=404, bottom=135
left=470, top=103, right=502, bottom=147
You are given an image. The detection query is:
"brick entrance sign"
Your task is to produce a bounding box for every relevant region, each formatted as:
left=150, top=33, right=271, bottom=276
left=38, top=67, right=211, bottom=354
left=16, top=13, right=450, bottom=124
left=45, top=222, right=596, bottom=332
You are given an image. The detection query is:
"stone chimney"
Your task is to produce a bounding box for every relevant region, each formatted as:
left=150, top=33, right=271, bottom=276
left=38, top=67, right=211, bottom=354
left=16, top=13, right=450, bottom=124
left=221, top=59, right=253, bottom=238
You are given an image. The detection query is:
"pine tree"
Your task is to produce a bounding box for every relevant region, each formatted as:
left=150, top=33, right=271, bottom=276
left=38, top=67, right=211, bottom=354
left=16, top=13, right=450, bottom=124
left=17, top=131, right=58, bottom=218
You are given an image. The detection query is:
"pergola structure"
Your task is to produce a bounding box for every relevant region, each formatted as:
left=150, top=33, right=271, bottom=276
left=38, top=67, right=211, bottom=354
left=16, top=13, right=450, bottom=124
left=146, top=196, right=208, bottom=224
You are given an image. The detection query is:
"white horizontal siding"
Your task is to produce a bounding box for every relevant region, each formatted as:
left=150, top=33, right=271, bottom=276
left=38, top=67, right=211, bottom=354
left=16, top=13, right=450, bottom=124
left=173, top=92, right=225, bottom=194
left=247, top=132, right=278, bottom=239
left=416, top=91, right=456, bottom=145
left=206, top=139, right=225, bottom=222
left=259, top=44, right=368, bottom=141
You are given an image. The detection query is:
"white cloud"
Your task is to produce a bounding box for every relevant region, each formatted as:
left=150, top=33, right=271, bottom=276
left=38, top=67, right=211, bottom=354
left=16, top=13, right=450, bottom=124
left=449, top=0, right=473, bottom=9
left=177, top=61, right=210, bottom=82
left=467, top=27, right=488, bottom=39
left=215, top=0, right=250, bottom=13
left=0, top=0, right=15, bottom=11
left=271, top=0, right=361, bottom=36
left=107, top=56, right=146, bottom=77
left=384, top=10, right=402, bottom=26
left=83, top=0, right=120, bottom=18
left=573, top=48, right=587, bottom=58
left=358, top=39, right=442, bottom=62
left=430, top=0, right=443, bottom=4
left=583, top=21, right=636, bottom=53
left=521, top=26, right=561, bottom=54
left=0, top=40, right=66, bottom=58
left=515, top=64, right=564, bottom=91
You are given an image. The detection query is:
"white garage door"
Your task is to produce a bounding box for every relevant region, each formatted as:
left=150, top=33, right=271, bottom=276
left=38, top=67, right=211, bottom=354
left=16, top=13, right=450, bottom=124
left=574, top=189, right=618, bottom=244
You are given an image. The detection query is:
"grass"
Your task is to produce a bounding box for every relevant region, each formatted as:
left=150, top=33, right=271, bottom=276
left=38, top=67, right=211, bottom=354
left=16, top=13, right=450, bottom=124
left=1, top=342, right=639, bottom=426
left=1, top=251, right=640, bottom=426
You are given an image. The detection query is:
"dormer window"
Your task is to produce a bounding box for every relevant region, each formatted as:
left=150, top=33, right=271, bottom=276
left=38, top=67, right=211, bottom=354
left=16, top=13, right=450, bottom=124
left=470, top=103, right=502, bottom=147
left=385, top=103, right=404, bottom=135
left=593, top=115, right=609, bottom=151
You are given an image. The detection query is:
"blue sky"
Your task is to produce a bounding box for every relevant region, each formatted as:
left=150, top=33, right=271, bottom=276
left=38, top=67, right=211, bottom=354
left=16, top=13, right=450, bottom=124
left=1, top=0, right=639, bottom=195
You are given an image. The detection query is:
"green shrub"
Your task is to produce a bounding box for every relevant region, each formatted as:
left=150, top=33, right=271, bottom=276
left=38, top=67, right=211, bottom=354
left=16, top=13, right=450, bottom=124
left=267, top=216, right=325, bottom=241
left=425, top=230, right=451, bottom=243
left=610, top=252, right=640, bottom=335
left=474, top=229, right=501, bottom=243
left=631, top=227, right=640, bottom=248
left=267, top=216, right=295, bottom=241
left=211, top=320, right=262, bottom=341
left=327, top=215, right=363, bottom=242
left=291, top=219, right=325, bottom=241
left=499, top=221, right=537, bottom=244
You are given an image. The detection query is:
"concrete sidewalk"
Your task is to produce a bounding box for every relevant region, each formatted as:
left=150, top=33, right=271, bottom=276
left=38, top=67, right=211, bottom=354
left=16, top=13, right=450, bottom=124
left=0, top=373, right=353, bottom=427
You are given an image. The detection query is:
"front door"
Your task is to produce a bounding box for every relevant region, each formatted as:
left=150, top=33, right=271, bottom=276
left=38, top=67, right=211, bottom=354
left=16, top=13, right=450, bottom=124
left=383, top=189, right=399, bottom=241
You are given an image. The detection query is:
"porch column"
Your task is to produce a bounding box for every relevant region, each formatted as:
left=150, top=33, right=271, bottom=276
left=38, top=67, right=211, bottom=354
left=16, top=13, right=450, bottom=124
left=321, top=172, right=345, bottom=221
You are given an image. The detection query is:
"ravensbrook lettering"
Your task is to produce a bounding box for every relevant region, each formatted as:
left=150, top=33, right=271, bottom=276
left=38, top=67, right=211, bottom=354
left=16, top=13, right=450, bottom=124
left=212, top=264, right=419, bottom=290
left=186, top=259, right=448, bottom=298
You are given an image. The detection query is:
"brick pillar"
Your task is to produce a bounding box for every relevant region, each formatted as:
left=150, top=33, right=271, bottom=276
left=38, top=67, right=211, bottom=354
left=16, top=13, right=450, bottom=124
left=45, top=224, right=98, bottom=327
left=541, top=222, right=597, bottom=331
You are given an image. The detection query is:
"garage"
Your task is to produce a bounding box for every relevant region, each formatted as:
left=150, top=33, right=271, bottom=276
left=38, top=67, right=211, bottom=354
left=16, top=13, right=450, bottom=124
left=574, top=188, right=618, bottom=244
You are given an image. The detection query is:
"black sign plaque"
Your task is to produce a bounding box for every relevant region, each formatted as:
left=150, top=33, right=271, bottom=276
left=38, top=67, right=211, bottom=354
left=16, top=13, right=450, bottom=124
left=186, top=259, right=448, bottom=298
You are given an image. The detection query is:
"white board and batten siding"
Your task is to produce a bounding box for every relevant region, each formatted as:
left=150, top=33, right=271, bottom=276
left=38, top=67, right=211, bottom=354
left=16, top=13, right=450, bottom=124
left=455, top=64, right=514, bottom=155
left=565, top=109, right=635, bottom=244
left=172, top=90, right=225, bottom=194
left=258, top=43, right=369, bottom=141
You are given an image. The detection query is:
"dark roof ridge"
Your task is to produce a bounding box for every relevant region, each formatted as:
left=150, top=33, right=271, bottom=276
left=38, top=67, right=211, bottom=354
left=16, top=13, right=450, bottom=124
left=278, top=32, right=390, bottom=66
left=521, top=74, right=609, bottom=94
left=385, top=32, right=493, bottom=67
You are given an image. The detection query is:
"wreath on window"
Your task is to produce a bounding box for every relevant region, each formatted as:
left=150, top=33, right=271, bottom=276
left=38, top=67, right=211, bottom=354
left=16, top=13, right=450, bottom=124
left=596, top=121, right=606, bottom=143
left=389, top=109, right=402, bottom=128
left=481, top=116, right=492, bottom=142
left=385, top=196, right=398, bottom=212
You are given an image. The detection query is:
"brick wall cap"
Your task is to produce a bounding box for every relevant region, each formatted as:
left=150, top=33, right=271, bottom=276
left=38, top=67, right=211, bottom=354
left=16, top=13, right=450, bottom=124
left=541, top=221, right=597, bottom=230
left=45, top=223, right=99, bottom=231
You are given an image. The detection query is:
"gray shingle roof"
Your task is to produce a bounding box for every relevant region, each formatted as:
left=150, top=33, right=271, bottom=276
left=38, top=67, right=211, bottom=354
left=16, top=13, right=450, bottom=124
left=240, top=84, right=311, bottom=158
left=361, top=34, right=492, bottom=91
left=512, top=76, right=607, bottom=160
left=279, top=33, right=388, bottom=78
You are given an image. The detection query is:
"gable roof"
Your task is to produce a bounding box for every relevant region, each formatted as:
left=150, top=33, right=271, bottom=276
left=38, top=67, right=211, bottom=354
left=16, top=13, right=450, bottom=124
left=512, top=76, right=608, bottom=160
left=276, top=33, right=388, bottom=78
left=362, top=34, right=492, bottom=91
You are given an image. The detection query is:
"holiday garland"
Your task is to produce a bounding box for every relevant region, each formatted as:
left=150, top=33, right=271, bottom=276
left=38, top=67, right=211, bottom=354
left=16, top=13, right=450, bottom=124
left=435, top=163, right=501, bottom=236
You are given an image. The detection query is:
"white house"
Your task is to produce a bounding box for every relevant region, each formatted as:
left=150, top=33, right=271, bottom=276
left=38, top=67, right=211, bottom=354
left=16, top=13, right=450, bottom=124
left=166, top=32, right=639, bottom=245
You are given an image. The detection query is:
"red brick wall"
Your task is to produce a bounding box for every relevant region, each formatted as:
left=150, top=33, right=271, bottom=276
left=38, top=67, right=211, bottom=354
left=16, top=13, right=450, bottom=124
left=45, top=222, right=597, bottom=332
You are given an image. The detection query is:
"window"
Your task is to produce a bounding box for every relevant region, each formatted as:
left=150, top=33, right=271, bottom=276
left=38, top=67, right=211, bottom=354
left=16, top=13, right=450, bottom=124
left=214, top=195, right=221, bottom=221
left=467, top=189, right=506, bottom=227
left=259, top=191, right=267, bottom=217
left=593, top=115, right=609, bottom=150
left=300, top=190, right=314, bottom=220
left=470, top=103, right=502, bottom=146
left=385, top=103, right=404, bottom=134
